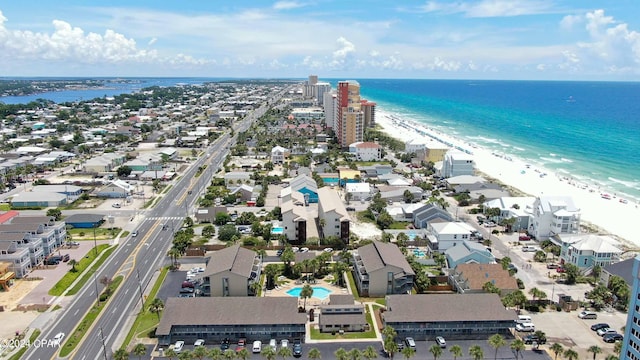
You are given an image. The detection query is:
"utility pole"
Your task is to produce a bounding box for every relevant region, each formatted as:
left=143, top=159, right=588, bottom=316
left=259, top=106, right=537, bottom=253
left=99, top=327, right=108, bottom=360
left=135, top=269, right=145, bottom=309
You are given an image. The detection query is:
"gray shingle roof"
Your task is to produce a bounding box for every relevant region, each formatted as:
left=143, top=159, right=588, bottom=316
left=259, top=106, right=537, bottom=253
left=9, top=216, right=55, bottom=225
left=357, top=241, right=415, bottom=276
left=603, top=258, right=634, bottom=287
left=156, top=297, right=306, bottom=335
left=203, top=245, right=257, bottom=277
left=64, top=214, right=105, bottom=224
left=385, top=294, right=516, bottom=323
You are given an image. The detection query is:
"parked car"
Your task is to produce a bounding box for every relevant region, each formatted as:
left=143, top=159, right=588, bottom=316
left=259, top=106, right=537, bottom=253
left=556, top=266, right=566, bottom=273
left=546, top=263, right=559, bottom=269
left=67, top=241, right=80, bottom=247
left=521, top=245, right=540, bottom=252
left=252, top=341, right=262, bottom=353
left=597, top=328, right=617, bottom=337
left=483, top=221, right=497, bottom=227
left=182, top=281, right=195, bottom=288
left=519, top=235, right=531, bottom=241
left=507, top=264, right=518, bottom=273
left=179, top=287, right=194, bottom=294
left=281, top=339, right=289, bottom=349
left=523, top=334, right=546, bottom=344
left=346, top=207, right=356, bottom=211
left=578, top=311, right=597, bottom=319
left=435, top=336, right=446, bottom=348
left=174, top=341, right=185, bottom=353
left=276, top=249, right=284, bottom=257
left=112, top=203, right=121, bottom=208
left=299, top=247, right=309, bottom=253
left=515, top=323, right=535, bottom=332
left=591, top=323, right=610, bottom=331
left=293, top=339, right=302, bottom=357
left=323, top=248, right=334, bottom=253
left=220, top=339, right=230, bottom=350
left=236, top=338, right=246, bottom=352
left=603, top=333, right=623, bottom=343
left=405, top=337, right=416, bottom=350
left=269, top=339, right=277, bottom=351
left=194, top=339, right=205, bottom=347
left=62, top=254, right=70, bottom=262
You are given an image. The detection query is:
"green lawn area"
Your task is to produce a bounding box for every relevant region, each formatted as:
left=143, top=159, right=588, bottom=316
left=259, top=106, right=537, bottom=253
left=67, top=227, right=121, bottom=240
left=8, top=329, right=41, bottom=360
left=60, top=276, right=123, bottom=357
left=67, top=245, right=118, bottom=295
left=374, top=298, right=386, bottom=307
left=345, top=271, right=360, bottom=301
left=48, top=244, right=111, bottom=296
left=310, top=310, right=377, bottom=340
left=120, top=267, right=170, bottom=349
left=0, top=203, right=10, bottom=211
left=388, top=222, right=410, bottom=230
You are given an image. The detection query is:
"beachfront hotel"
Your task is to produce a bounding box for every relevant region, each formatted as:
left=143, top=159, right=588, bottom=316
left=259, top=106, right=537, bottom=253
left=336, top=80, right=364, bottom=148
left=621, top=255, right=640, bottom=359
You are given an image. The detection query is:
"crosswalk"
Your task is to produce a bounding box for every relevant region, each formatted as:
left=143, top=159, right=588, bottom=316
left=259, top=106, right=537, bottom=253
left=145, top=216, right=185, bottom=221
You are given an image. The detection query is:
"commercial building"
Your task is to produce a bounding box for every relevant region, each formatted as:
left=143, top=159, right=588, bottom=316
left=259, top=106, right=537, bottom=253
left=352, top=241, right=415, bottom=297
left=383, top=294, right=516, bottom=339
left=199, top=245, right=261, bottom=297
left=156, top=297, right=307, bottom=346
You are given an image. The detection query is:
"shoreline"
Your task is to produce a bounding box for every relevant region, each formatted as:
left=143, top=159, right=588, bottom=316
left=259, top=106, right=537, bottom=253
left=375, top=109, right=639, bottom=248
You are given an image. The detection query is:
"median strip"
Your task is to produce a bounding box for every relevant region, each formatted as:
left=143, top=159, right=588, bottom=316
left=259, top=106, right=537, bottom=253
left=48, top=244, right=110, bottom=296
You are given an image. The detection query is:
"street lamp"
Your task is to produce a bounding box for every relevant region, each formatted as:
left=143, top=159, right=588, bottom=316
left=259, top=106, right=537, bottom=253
left=93, top=223, right=98, bottom=257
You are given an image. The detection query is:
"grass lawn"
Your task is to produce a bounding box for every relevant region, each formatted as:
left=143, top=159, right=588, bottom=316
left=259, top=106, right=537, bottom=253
left=0, top=203, right=11, bottom=211
left=388, top=222, right=411, bottom=230
left=310, top=310, right=377, bottom=340
left=67, top=245, right=118, bottom=295
left=67, top=227, right=121, bottom=240
left=49, top=244, right=111, bottom=296
left=8, top=329, right=41, bottom=360
left=60, top=276, right=123, bottom=357
left=345, top=271, right=360, bottom=301
left=120, top=267, right=170, bottom=349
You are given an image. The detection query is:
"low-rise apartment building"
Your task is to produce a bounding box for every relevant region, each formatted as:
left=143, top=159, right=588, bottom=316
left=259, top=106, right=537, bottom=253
left=352, top=241, right=415, bottom=297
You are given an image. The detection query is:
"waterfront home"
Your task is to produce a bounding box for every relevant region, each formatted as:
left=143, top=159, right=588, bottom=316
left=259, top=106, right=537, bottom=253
left=557, top=234, right=622, bottom=273
left=529, top=196, right=580, bottom=240
left=482, top=196, right=536, bottom=231
left=442, top=150, right=474, bottom=178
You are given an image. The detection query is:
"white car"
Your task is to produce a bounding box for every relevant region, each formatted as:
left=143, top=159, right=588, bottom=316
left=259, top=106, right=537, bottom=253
left=131, top=231, right=138, bottom=237
left=435, top=336, right=446, bottom=348
left=252, top=341, right=262, bottom=353
left=194, top=339, right=205, bottom=347
left=483, top=221, right=497, bottom=227
left=300, top=247, right=309, bottom=253
left=281, top=339, right=289, bottom=348
left=174, top=340, right=185, bottom=353
left=323, top=248, right=334, bottom=253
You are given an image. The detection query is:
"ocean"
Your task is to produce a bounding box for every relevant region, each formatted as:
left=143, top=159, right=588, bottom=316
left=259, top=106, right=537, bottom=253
left=2, top=77, right=639, bottom=202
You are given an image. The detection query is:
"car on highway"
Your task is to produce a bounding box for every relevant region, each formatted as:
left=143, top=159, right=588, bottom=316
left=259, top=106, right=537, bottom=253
left=591, top=323, right=610, bottom=331
left=435, top=336, right=446, bottom=348
left=131, top=231, right=138, bottom=237
left=578, top=311, right=597, bottom=319
left=603, top=333, right=623, bottom=343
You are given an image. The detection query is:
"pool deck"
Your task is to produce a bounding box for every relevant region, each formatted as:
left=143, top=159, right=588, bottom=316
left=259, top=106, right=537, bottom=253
left=263, top=276, right=350, bottom=308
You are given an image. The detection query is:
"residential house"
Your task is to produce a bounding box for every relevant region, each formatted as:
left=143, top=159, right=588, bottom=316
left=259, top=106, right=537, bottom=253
left=317, top=187, right=350, bottom=242
left=352, top=241, right=415, bottom=297
left=271, top=145, right=288, bottom=164
left=95, top=180, right=134, bottom=198
left=600, top=258, right=634, bottom=290
left=557, top=234, right=622, bottom=272
left=280, top=200, right=308, bottom=243
left=529, top=196, right=580, bottom=240
left=482, top=196, right=536, bottom=231
left=230, top=184, right=255, bottom=203
left=442, top=150, right=474, bottom=178
left=156, top=297, right=306, bottom=346
left=413, top=203, right=453, bottom=229
left=445, top=241, right=495, bottom=269
left=449, top=263, right=518, bottom=295
left=426, top=222, right=472, bottom=253
left=345, top=182, right=371, bottom=201
left=348, top=141, right=382, bottom=161
left=0, top=241, right=31, bottom=278
left=288, top=174, right=319, bottom=204
left=378, top=186, right=423, bottom=203
left=199, top=245, right=261, bottom=297
left=319, top=294, right=367, bottom=333
left=5, top=216, right=66, bottom=255
left=383, top=294, right=516, bottom=339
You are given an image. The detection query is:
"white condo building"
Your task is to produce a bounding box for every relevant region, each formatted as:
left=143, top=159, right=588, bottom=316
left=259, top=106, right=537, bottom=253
left=529, top=196, right=580, bottom=240
left=323, top=91, right=337, bottom=129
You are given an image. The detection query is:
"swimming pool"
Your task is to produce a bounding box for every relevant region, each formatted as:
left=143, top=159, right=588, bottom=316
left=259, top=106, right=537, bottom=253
left=286, top=286, right=332, bottom=300
left=271, top=227, right=284, bottom=234
left=413, top=249, right=426, bottom=258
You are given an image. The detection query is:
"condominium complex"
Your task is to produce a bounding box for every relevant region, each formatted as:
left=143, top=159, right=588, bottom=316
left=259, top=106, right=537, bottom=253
left=336, top=80, right=364, bottom=148
left=621, top=255, right=640, bottom=359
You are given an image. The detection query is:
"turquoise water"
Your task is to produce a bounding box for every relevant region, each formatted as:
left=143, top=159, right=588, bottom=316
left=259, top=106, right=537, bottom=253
left=413, top=250, right=426, bottom=258
left=286, top=286, right=332, bottom=300
left=271, top=227, right=284, bottom=234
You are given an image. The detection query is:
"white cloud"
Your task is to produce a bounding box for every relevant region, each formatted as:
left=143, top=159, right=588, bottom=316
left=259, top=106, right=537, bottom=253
left=329, top=37, right=356, bottom=69
left=148, top=37, right=157, bottom=46
left=418, top=0, right=557, bottom=18
left=273, top=1, right=306, bottom=10
left=560, top=14, right=582, bottom=29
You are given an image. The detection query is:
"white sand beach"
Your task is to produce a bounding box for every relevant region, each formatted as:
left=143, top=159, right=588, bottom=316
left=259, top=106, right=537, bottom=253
left=376, top=110, right=639, bottom=248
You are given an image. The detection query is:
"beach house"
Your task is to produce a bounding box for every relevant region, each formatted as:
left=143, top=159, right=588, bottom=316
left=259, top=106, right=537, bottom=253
left=348, top=141, right=383, bottom=161
left=270, top=145, right=288, bottom=164
left=288, top=174, right=319, bottom=204
left=345, top=182, right=371, bottom=201
left=482, top=196, right=536, bottom=231
left=529, top=196, right=580, bottom=240
left=413, top=203, right=453, bottom=229
left=442, top=150, right=475, bottom=178
left=352, top=241, right=415, bottom=297
left=426, top=221, right=472, bottom=253
left=445, top=240, right=495, bottom=269
left=557, top=234, right=622, bottom=272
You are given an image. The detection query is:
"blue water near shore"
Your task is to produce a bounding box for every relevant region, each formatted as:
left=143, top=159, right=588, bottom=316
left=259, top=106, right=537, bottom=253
left=354, top=79, right=640, bottom=203
left=3, top=77, right=639, bottom=202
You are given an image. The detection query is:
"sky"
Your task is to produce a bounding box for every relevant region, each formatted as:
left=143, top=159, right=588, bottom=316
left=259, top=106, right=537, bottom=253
left=1, top=1, right=640, bottom=80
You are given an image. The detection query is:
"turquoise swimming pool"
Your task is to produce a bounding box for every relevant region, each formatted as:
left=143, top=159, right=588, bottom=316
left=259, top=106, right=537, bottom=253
left=271, top=227, right=284, bottom=234
left=286, top=286, right=332, bottom=300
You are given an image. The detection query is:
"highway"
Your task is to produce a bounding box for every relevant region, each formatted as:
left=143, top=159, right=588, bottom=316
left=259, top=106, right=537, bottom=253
left=24, top=86, right=290, bottom=360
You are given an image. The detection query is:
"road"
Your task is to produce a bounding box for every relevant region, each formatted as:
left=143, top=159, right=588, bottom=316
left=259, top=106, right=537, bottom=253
left=24, top=85, right=293, bottom=360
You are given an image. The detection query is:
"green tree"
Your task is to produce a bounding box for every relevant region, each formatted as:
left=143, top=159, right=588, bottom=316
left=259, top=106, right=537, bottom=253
left=510, top=339, right=525, bottom=359
left=349, top=348, right=361, bottom=360
left=563, top=263, right=580, bottom=284
left=564, top=348, right=579, bottom=360
left=237, top=348, right=250, bottom=360
left=202, top=225, right=216, bottom=238
left=429, top=344, right=443, bottom=360
left=300, top=283, right=314, bottom=311
left=335, top=348, right=349, bottom=360
left=401, top=346, right=415, bottom=359
left=223, top=349, right=236, bottom=360
left=149, top=298, right=164, bottom=320
left=278, top=345, right=292, bottom=360
left=488, top=334, right=506, bottom=360
left=469, top=345, right=484, bottom=360
left=113, top=348, right=130, bottom=360
left=165, top=348, right=178, bottom=360
left=209, top=348, right=224, bottom=360
left=307, top=347, right=322, bottom=360
left=46, top=208, right=62, bottom=221
left=362, top=346, right=377, bottom=360
left=218, top=224, right=241, bottom=241
left=178, top=350, right=193, bottom=360
left=261, top=346, right=277, bottom=360
left=550, top=343, right=564, bottom=360
left=68, top=259, right=78, bottom=272
left=192, top=345, right=208, bottom=360
left=133, top=343, right=147, bottom=359
left=117, top=165, right=133, bottom=177
left=449, top=345, right=463, bottom=360
left=588, top=345, right=602, bottom=360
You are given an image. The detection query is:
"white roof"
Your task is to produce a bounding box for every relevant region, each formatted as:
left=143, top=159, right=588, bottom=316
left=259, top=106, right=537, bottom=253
left=345, top=182, right=370, bottom=193
left=561, top=234, right=622, bottom=254
left=271, top=145, right=288, bottom=153
left=430, top=222, right=472, bottom=235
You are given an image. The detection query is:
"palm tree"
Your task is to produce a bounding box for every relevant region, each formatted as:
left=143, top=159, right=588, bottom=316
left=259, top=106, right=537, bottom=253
left=278, top=346, right=293, bottom=360
left=165, top=348, right=178, bottom=360
left=469, top=345, right=484, bottom=360
left=178, top=350, right=193, bottom=360
left=223, top=349, right=236, bottom=360
left=335, top=348, right=349, bottom=360
left=192, top=345, right=208, bottom=360
left=384, top=338, right=399, bottom=359
left=382, top=325, right=397, bottom=339
left=449, top=345, right=463, bottom=360
left=167, top=247, right=182, bottom=267
left=429, top=344, right=443, bottom=360
left=362, top=346, right=377, bottom=360
left=237, top=348, right=250, bottom=360
left=510, top=339, right=525, bottom=359
left=113, top=348, right=129, bottom=360
left=208, top=348, right=223, bottom=360
left=300, top=284, right=314, bottom=310
left=68, top=259, right=78, bottom=272
left=349, top=348, right=361, bottom=360
left=261, top=347, right=277, bottom=360
left=401, top=347, right=415, bottom=360
left=564, top=349, right=579, bottom=360
left=550, top=343, right=564, bottom=360
left=149, top=298, right=164, bottom=320
left=488, top=334, right=506, bottom=360
left=588, top=345, right=602, bottom=360
left=133, top=343, right=147, bottom=359
left=604, top=355, right=618, bottom=360
left=307, top=348, right=322, bottom=360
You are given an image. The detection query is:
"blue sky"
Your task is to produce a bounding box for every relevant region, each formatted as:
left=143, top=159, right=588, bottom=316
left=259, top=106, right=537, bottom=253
left=1, top=1, right=639, bottom=80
